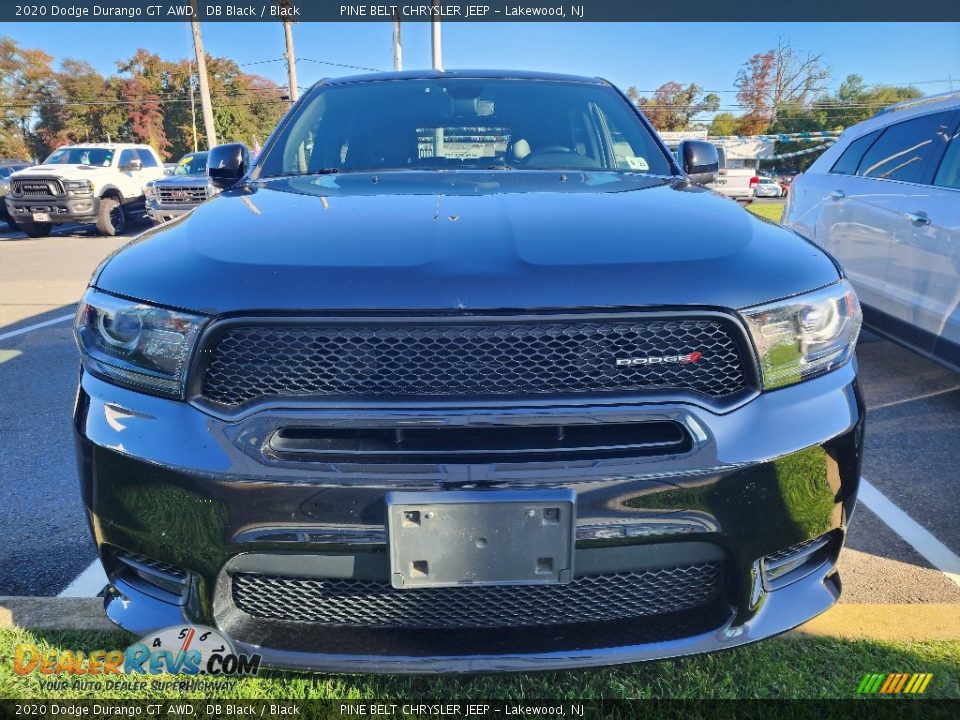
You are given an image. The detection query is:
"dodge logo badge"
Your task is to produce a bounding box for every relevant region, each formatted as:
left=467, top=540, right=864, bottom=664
left=616, top=351, right=702, bottom=366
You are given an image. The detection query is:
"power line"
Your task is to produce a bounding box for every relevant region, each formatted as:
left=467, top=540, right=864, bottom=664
left=297, top=57, right=382, bottom=72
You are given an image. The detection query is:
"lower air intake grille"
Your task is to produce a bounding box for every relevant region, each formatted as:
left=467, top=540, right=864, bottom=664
left=231, top=562, right=725, bottom=628
left=199, top=317, right=749, bottom=406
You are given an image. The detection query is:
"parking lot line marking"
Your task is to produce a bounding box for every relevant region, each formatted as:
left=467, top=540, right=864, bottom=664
left=57, top=558, right=107, bottom=598
left=0, top=313, right=75, bottom=342
left=859, top=477, right=960, bottom=588
left=869, top=385, right=960, bottom=411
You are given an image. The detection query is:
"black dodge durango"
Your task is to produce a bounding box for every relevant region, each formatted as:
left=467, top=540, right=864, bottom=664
left=73, top=70, right=865, bottom=672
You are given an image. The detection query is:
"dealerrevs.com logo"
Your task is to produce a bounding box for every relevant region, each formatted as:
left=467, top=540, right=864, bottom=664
left=14, top=625, right=261, bottom=681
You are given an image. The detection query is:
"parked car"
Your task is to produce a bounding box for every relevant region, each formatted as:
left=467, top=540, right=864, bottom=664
left=753, top=176, right=784, bottom=198
left=74, top=70, right=864, bottom=672
left=5, top=143, right=165, bottom=237
left=145, top=151, right=217, bottom=224
left=784, top=92, right=960, bottom=371
left=0, top=160, right=33, bottom=230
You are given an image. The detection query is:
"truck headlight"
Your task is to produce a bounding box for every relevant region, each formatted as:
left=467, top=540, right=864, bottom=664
left=74, top=288, right=206, bottom=398
left=65, top=179, right=93, bottom=194
left=144, top=184, right=157, bottom=200
left=740, top=280, right=862, bottom=389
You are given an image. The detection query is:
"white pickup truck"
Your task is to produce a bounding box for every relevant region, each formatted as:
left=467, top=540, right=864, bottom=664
left=4, top=143, right=165, bottom=237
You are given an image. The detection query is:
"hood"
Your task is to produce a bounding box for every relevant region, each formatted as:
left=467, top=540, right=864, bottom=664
left=13, top=163, right=111, bottom=181
left=95, top=171, right=841, bottom=315
left=149, top=174, right=208, bottom=187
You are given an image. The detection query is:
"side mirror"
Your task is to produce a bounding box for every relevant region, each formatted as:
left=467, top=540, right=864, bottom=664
left=207, top=143, right=250, bottom=190
left=124, top=158, right=143, bottom=172
left=678, top=140, right=719, bottom=185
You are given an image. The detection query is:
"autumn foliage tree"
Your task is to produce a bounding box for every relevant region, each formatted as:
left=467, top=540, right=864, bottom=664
left=0, top=37, right=54, bottom=158
left=0, top=36, right=285, bottom=161
left=627, top=82, right=720, bottom=131
left=734, top=39, right=830, bottom=133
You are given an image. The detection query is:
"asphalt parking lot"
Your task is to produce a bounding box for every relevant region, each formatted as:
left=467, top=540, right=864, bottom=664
left=0, top=218, right=958, bottom=607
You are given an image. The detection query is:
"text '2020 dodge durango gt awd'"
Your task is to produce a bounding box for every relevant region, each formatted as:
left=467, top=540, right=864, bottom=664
left=73, top=70, right=864, bottom=672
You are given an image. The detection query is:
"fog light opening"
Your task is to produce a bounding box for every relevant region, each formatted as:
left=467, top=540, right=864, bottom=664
left=760, top=532, right=836, bottom=591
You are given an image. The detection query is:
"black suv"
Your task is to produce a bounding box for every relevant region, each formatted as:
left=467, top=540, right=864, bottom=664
left=74, top=71, right=864, bottom=672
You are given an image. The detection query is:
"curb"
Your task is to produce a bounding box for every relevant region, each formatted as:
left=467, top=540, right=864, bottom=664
left=791, top=603, right=960, bottom=642
left=0, top=597, right=115, bottom=632
left=2, top=597, right=959, bottom=641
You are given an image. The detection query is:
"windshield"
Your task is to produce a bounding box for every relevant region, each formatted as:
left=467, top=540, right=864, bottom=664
left=173, top=152, right=209, bottom=176
left=258, top=78, right=674, bottom=177
left=45, top=147, right=114, bottom=167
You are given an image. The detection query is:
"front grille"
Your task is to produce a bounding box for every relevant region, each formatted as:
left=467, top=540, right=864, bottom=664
left=11, top=177, right=64, bottom=197
left=156, top=185, right=207, bottom=206
left=231, top=562, right=725, bottom=628
left=199, top=317, right=749, bottom=407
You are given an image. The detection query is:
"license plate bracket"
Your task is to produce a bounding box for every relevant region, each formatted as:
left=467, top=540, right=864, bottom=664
left=386, top=489, right=575, bottom=589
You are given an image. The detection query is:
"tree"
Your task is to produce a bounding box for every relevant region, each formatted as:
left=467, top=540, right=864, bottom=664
left=36, top=59, right=125, bottom=149
left=820, top=74, right=922, bottom=129
left=735, top=39, right=830, bottom=131
left=117, top=49, right=173, bottom=159
left=629, top=82, right=720, bottom=131
left=709, top=112, right=739, bottom=136
left=0, top=36, right=54, bottom=158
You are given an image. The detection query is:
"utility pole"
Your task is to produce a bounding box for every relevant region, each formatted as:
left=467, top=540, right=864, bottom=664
left=189, top=2, right=217, bottom=149
left=189, top=60, right=198, bottom=153
left=283, top=18, right=298, bottom=104
left=430, top=0, right=442, bottom=71
left=392, top=8, right=403, bottom=71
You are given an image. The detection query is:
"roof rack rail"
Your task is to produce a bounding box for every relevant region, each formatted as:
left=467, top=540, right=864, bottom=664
left=874, top=90, right=960, bottom=117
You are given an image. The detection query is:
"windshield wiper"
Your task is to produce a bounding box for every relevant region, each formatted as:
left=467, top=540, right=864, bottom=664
left=311, top=168, right=341, bottom=175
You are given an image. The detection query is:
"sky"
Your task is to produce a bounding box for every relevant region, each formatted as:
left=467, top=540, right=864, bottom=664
left=9, top=21, right=960, bottom=105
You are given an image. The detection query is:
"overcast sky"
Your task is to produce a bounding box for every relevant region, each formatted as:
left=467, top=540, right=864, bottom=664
left=9, top=21, right=959, bottom=102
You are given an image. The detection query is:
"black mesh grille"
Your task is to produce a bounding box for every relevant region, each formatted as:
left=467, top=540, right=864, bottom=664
left=115, top=549, right=187, bottom=580
left=231, top=562, right=725, bottom=628
left=199, top=318, right=748, bottom=406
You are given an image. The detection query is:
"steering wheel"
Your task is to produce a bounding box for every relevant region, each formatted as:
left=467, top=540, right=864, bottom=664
left=524, top=145, right=574, bottom=158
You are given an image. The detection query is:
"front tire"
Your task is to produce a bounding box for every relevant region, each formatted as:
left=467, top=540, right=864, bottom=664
left=19, top=221, right=52, bottom=238
left=96, top=197, right=126, bottom=236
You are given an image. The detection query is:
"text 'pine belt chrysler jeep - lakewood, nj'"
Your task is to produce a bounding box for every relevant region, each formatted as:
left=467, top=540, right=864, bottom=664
left=73, top=70, right=865, bottom=673
left=5, top=143, right=165, bottom=237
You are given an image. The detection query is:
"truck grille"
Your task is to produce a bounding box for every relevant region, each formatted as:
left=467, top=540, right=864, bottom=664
left=11, top=177, right=64, bottom=197
left=198, top=316, right=750, bottom=407
left=156, top=185, right=207, bottom=206
left=231, top=562, right=725, bottom=628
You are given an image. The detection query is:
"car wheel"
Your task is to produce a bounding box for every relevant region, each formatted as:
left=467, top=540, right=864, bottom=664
left=18, top=221, right=53, bottom=238
left=96, top=197, right=126, bottom=236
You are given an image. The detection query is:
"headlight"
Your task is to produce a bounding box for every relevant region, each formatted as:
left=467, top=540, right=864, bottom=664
left=74, top=288, right=205, bottom=398
left=65, top=179, right=93, bottom=194
left=740, top=280, right=862, bottom=389
left=205, top=179, right=220, bottom=198
left=144, top=184, right=157, bottom=200
left=0, top=179, right=9, bottom=194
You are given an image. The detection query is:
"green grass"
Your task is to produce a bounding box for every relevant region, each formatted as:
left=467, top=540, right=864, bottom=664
left=745, top=202, right=785, bottom=223
left=2, top=628, right=958, bottom=700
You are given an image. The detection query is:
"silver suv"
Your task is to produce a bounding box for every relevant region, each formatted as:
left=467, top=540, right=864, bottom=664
left=784, top=93, right=960, bottom=371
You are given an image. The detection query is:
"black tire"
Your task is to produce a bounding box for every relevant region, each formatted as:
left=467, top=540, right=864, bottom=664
left=96, top=196, right=126, bottom=236
left=19, top=221, right=52, bottom=238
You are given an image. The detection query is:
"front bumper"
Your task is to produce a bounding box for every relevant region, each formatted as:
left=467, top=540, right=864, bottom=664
left=6, top=194, right=99, bottom=224
left=75, top=362, right=864, bottom=672
left=145, top=199, right=198, bottom=223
